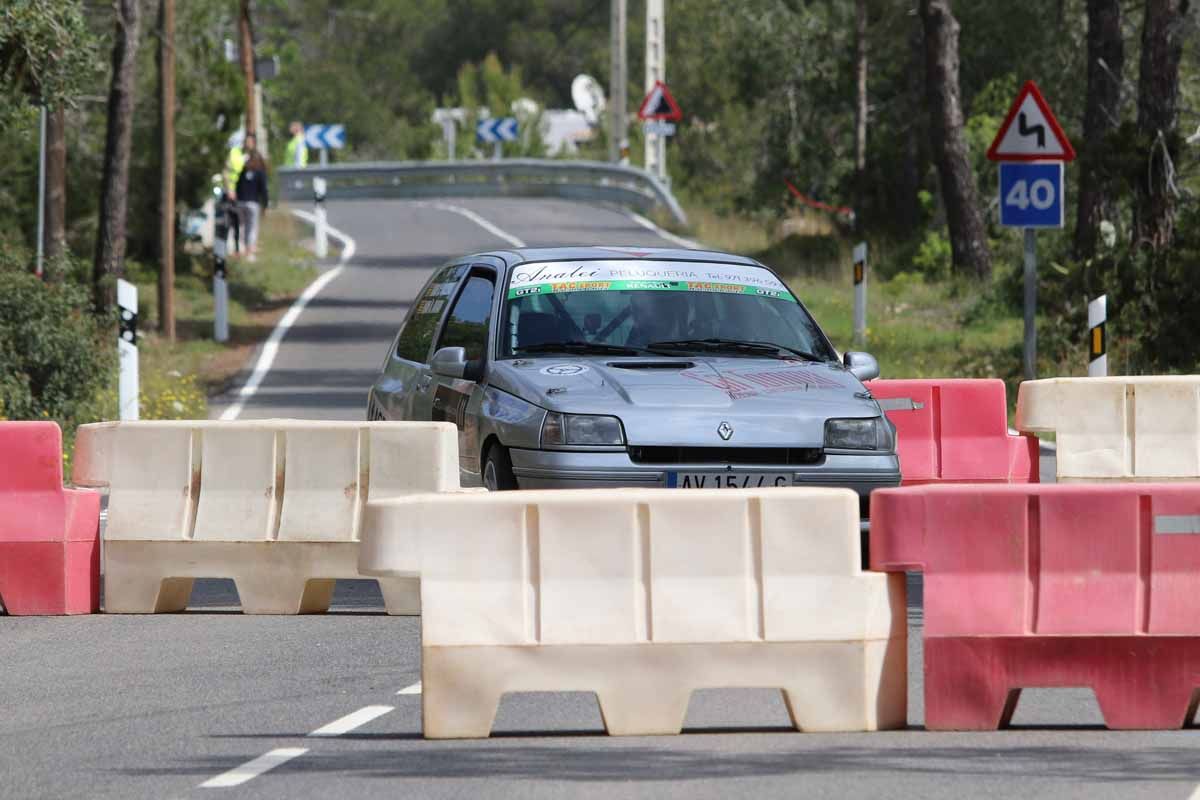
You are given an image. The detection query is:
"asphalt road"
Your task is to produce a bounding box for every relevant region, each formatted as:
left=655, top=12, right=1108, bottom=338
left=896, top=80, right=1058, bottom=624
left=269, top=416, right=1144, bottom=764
left=3, top=197, right=1195, bottom=800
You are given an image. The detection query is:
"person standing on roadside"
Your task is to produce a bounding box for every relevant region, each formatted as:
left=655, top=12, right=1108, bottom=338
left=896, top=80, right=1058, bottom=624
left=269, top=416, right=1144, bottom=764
left=236, top=147, right=269, bottom=262
left=286, top=121, right=308, bottom=168
left=224, top=131, right=256, bottom=254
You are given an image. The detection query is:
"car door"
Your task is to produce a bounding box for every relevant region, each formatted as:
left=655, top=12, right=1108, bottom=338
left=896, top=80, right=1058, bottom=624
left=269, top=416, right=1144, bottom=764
left=375, top=263, right=468, bottom=420
left=419, top=267, right=497, bottom=475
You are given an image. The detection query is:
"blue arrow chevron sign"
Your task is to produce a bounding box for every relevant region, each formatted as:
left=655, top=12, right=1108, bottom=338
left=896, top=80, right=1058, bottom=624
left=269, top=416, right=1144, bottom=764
left=304, top=124, right=346, bottom=150
left=476, top=117, right=519, bottom=143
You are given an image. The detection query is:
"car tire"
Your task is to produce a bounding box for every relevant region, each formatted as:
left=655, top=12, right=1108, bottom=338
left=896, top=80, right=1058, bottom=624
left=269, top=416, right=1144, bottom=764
left=483, top=444, right=519, bottom=491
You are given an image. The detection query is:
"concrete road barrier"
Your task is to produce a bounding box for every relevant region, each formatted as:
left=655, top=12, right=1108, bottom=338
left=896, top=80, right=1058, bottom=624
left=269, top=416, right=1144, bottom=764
left=868, top=378, right=1037, bottom=485
left=1017, top=376, right=1200, bottom=481
left=0, top=422, right=101, bottom=615
left=72, top=420, right=461, bottom=614
left=871, top=482, right=1200, bottom=730
left=361, top=487, right=907, bottom=738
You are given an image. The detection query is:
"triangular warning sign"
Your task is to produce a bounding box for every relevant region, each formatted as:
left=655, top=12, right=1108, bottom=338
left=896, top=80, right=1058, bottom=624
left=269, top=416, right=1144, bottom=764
left=987, top=80, right=1075, bottom=162
left=637, top=80, right=682, bottom=122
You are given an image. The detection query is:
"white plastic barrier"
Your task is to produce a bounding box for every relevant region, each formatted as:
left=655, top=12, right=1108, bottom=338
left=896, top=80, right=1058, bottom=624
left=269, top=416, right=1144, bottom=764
left=360, top=487, right=907, bottom=738
left=72, top=420, right=463, bottom=614
left=1017, top=376, right=1200, bottom=481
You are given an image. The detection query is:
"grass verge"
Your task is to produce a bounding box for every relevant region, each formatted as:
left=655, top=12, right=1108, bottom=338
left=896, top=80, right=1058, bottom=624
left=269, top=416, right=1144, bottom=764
left=124, top=211, right=318, bottom=419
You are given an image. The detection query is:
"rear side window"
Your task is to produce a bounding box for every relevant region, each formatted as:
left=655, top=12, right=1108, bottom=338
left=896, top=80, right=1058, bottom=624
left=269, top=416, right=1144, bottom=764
left=395, top=265, right=466, bottom=363
left=436, top=274, right=495, bottom=361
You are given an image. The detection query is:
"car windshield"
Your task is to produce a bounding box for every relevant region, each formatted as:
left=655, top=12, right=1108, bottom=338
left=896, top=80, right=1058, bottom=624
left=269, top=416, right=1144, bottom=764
left=500, top=260, right=837, bottom=360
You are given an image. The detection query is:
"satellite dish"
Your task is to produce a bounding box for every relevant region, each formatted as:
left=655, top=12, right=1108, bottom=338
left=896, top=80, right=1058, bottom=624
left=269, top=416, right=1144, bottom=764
left=571, top=74, right=606, bottom=125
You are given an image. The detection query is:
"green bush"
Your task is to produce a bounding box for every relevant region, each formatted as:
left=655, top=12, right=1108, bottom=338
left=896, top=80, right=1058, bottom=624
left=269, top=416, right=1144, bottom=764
left=0, top=251, right=116, bottom=430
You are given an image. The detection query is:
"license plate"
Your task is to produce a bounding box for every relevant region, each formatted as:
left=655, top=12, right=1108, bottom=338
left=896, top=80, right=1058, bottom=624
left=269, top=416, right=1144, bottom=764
left=667, top=472, right=792, bottom=489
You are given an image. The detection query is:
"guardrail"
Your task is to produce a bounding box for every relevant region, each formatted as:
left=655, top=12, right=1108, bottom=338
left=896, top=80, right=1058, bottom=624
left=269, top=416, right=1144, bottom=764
left=278, top=159, right=689, bottom=227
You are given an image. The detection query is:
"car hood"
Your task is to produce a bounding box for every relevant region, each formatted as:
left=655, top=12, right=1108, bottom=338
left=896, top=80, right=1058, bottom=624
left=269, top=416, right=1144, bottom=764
left=488, top=356, right=881, bottom=447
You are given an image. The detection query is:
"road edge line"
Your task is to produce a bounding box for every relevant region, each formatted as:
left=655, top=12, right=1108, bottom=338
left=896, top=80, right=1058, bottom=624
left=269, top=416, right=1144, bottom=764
left=423, top=201, right=527, bottom=248
left=625, top=210, right=701, bottom=249
left=307, top=705, right=395, bottom=738
left=216, top=209, right=356, bottom=421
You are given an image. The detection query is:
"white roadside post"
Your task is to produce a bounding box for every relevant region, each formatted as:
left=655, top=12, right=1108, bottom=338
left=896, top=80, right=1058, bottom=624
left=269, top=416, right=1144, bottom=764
left=853, top=242, right=867, bottom=346
left=1088, top=294, right=1107, bottom=377
left=313, top=177, right=329, bottom=259
left=116, top=279, right=139, bottom=420
left=213, top=216, right=230, bottom=343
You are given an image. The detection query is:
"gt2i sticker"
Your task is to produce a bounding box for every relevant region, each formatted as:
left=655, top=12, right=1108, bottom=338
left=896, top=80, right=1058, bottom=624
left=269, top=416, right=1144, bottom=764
left=506, top=260, right=796, bottom=302
left=540, top=363, right=590, bottom=376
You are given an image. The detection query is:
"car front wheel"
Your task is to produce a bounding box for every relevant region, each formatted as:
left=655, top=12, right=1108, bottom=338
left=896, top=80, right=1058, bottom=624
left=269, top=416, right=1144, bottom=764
left=483, top=443, right=518, bottom=491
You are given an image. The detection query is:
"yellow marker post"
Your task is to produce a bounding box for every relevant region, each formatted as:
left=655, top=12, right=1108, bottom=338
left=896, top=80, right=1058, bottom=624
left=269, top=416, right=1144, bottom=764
left=1088, top=294, right=1106, bottom=377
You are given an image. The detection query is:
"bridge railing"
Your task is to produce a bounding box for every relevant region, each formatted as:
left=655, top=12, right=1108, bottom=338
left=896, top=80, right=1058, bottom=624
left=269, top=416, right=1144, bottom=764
left=277, top=159, right=688, bottom=227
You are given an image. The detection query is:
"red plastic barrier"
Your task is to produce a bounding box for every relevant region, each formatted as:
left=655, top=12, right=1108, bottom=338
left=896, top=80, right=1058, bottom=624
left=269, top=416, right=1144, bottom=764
left=871, top=482, right=1200, bottom=730
left=867, top=379, right=1038, bottom=485
left=0, top=422, right=100, bottom=615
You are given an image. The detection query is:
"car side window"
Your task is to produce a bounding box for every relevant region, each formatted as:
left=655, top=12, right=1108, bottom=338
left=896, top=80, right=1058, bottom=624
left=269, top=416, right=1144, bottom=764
left=436, top=273, right=495, bottom=362
left=395, top=265, right=466, bottom=363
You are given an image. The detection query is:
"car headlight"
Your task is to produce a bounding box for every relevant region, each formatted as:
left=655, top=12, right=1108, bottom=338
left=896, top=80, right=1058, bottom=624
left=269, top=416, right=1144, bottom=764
left=825, top=417, right=893, bottom=451
left=541, top=412, right=626, bottom=446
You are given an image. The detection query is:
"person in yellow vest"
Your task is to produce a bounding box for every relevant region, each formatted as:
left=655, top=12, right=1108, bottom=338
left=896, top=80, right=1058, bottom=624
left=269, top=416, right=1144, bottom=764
left=286, top=121, right=308, bottom=168
left=223, top=132, right=255, bottom=254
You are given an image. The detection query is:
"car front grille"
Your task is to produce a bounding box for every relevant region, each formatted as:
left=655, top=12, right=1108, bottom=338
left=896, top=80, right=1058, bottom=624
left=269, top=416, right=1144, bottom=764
left=627, top=446, right=823, bottom=466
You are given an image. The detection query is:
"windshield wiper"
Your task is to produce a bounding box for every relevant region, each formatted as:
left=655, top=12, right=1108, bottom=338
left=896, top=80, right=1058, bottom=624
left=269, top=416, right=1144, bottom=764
left=648, top=338, right=825, bottom=361
left=516, top=341, right=652, bottom=356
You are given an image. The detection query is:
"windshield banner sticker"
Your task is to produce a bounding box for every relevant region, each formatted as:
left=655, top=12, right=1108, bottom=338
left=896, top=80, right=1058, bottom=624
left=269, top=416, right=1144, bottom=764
left=507, top=261, right=796, bottom=302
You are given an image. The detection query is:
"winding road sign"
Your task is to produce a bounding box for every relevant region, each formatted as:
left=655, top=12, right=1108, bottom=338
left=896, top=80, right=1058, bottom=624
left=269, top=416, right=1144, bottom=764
left=987, top=81, right=1074, bottom=162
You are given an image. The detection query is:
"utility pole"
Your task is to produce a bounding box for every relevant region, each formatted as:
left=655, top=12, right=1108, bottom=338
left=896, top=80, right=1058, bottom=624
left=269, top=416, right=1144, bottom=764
left=609, top=0, right=627, bottom=164
left=239, top=0, right=256, bottom=136
left=644, top=0, right=665, bottom=181
left=45, top=107, right=66, bottom=262
left=158, top=0, right=176, bottom=341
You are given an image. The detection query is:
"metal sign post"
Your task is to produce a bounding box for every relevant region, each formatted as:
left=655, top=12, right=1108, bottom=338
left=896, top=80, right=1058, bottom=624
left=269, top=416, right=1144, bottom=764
left=853, top=242, right=867, bottom=346
left=637, top=80, right=682, bottom=184
left=116, top=279, right=139, bottom=420
left=987, top=81, right=1076, bottom=381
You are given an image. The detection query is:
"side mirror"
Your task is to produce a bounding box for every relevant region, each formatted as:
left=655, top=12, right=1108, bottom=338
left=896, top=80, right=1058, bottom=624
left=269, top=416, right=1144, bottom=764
left=431, top=346, right=467, bottom=379
left=843, top=351, right=880, bottom=381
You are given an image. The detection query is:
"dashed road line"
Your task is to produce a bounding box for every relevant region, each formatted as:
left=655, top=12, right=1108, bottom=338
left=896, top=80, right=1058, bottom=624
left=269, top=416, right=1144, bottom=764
left=397, top=682, right=422, bottom=695
left=200, top=747, right=308, bottom=789
left=307, top=705, right=395, bottom=737
left=421, top=201, right=527, bottom=248
left=217, top=210, right=357, bottom=421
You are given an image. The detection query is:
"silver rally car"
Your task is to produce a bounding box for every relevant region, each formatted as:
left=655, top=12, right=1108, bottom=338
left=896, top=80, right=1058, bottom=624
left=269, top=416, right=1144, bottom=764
left=367, top=246, right=900, bottom=518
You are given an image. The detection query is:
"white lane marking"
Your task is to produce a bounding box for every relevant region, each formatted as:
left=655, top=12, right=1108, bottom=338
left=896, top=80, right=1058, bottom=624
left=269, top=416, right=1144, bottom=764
left=216, top=210, right=356, bottom=421
left=422, top=201, right=526, bottom=248
left=200, top=747, right=308, bottom=789
left=626, top=210, right=701, bottom=249
left=396, top=682, right=422, bottom=695
left=307, top=705, right=395, bottom=737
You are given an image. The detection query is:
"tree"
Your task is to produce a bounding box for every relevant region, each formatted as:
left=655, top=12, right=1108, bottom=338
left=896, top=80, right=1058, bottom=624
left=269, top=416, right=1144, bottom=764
left=1134, top=0, right=1189, bottom=253
left=920, top=0, right=991, bottom=280
left=1074, top=0, right=1123, bottom=259
left=44, top=106, right=65, bottom=261
left=93, top=0, right=140, bottom=314
left=239, top=0, right=256, bottom=135
left=853, top=0, right=868, bottom=221
left=157, top=0, right=175, bottom=340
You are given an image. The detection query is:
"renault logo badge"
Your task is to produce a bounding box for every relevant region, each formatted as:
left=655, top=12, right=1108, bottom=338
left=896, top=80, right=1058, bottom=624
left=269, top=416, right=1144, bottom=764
left=718, top=421, right=734, bottom=440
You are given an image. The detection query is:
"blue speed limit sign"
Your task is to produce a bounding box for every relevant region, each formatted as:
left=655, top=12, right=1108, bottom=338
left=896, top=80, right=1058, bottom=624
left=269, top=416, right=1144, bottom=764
left=999, top=161, right=1064, bottom=228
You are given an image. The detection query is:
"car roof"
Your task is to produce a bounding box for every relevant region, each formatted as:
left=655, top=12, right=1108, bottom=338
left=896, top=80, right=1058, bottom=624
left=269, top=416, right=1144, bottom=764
left=462, top=246, right=765, bottom=272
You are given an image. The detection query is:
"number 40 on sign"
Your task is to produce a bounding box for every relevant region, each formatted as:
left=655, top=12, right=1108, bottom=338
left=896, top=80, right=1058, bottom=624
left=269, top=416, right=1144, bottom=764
left=999, top=161, right=1063, bottom=228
